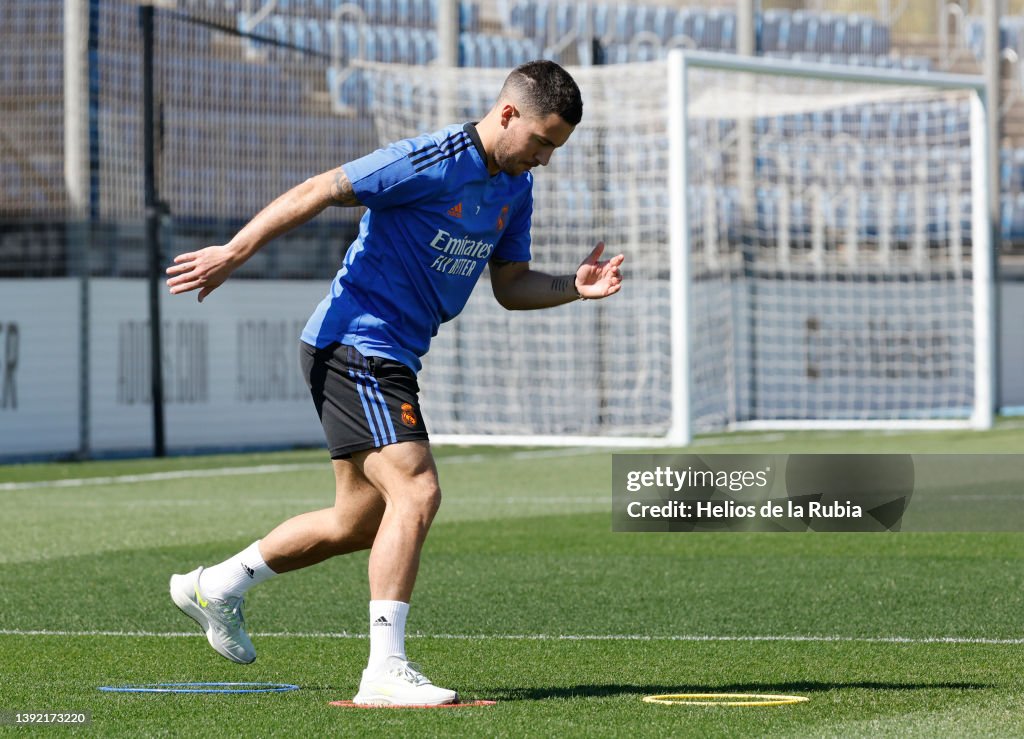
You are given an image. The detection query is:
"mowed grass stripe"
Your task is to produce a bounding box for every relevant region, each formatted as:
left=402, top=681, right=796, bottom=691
left=3, top=629, right=1024, bottom=645
left=0, top=447, right=604, bottom=489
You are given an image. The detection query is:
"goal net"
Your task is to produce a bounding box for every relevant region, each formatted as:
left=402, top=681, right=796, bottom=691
left=670, top=52, right=993, bottom=438
left=360, top=52, right=993, bottom=445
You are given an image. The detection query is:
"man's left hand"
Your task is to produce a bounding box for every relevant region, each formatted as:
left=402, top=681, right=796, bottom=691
left=575, top=242, right=624, bottom=299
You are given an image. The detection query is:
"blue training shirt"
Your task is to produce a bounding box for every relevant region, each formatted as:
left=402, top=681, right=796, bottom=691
left=301, top=122, right=534, bottom=373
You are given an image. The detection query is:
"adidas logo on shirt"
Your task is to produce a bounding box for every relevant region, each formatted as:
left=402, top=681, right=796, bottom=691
left=446, top=202, right=463, bottom=218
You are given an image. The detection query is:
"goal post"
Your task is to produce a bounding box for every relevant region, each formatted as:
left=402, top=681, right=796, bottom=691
left=358, top=52, right=994, bottom=447
left=669, top=51, right=994, bottom=442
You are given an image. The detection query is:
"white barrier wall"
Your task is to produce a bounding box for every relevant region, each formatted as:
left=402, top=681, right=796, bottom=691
left=0, top=279, right=81, bottom=457
left=88, top=279, right=325, bottom=453
left=89, top=279, right=326, bottom=453
left=1001, top=282, right=1024, bottom=409
left=0, top=279, right=326, bottom=458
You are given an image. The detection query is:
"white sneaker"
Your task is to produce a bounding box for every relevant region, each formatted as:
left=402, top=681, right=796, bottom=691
left=169, top=566, right=256, bottom=664
left=353, top=657, right=458, bottom=706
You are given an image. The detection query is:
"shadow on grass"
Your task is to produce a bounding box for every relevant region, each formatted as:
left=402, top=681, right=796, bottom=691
left=488, top=681, right=993, bottom=702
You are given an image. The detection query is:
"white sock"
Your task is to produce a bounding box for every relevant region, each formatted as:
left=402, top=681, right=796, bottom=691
left=199, top=541, right=277, bottom=599
left=367, top=600, right=409, bottom=672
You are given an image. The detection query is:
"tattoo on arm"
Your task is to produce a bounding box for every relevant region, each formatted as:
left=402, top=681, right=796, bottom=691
left=329, top=168, right=360, bottom=206
left=551, top=276, right=572, bottom=294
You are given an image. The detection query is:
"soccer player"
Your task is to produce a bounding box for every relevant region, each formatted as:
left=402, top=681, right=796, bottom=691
left=165, top=60, right=624, bottom=706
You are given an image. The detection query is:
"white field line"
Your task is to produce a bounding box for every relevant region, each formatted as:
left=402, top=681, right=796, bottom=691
left=946, top=494, right=1023, bottom=501
left=0, top=629, right=1021, bottom=645
left=0, top=448, right=603, bottom=493
left=0, top=464, right=326, bottom=492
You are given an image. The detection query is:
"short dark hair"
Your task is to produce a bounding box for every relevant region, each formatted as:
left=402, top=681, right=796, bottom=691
left=499, top=60, right=583, bottom=126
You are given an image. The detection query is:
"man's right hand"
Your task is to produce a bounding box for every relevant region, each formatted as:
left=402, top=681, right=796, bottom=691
left=165, top=244, right=240, bottom=302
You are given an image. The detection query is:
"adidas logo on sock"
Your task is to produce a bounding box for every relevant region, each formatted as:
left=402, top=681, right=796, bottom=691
left=241, top=563, right=256, bottom=579
left=373, top=616, right=391, bottom=626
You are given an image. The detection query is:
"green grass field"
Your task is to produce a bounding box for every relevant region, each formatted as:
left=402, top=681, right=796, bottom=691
left=2, top=426, right=1023, bottom=737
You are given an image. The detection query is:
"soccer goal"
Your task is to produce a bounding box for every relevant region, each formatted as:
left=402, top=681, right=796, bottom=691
left=668, top=51, right=994, bottom=443
left=358, top=52, right=994, bottom=447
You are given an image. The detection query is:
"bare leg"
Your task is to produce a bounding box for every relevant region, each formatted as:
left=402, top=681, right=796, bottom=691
left=258, top=459, right=386, bottom=573
left=355, top=441, right=442, bottom=603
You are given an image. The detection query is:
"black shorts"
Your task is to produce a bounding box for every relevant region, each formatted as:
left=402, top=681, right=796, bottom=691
left=300, top=341, right=429, bottom=459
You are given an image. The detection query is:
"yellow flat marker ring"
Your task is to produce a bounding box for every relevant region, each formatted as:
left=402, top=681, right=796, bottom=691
left=643, top=693, right=809, bottom=707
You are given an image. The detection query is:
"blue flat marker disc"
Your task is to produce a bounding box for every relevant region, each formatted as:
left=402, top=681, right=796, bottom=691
left=99, top=682, right=300, bottom=694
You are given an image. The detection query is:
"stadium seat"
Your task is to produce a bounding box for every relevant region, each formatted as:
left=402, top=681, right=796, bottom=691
left=374, top=25, right=395, bottom=62
left=1001, top=193, right=1024, bottom=241
left=258, top=15, right=288, bottom=58
left=873, top=23, right=894, bottom=56
left=518, top=37, right=541, bottom=62
left=1012, top=148, right=1024, bottom=197
left=378, top=0, right=396, bottom=23
left=690, top=10, right=707, bottom=47
left=714, top=9, right=736, bottom=51
left=491, top=35, right=510, bottom=67
left=760, top=9, right=783, bottom=52
left=407, top=27, right=429, bottom=63
left=476, top=33, right=497, bottom=67
left=357, top=0, right=377, bottom=22
left=651, top=6, right=674, bottom=43
left=385, top=25, right=405, bottom=62
left=614, top=2, right=638, bottom=43
left=837, top=15, right=863, bottom=54
left=925, top=190, right=951, bottom=239
left=804, top=13, right=835, bottom=53
left=589, top=3, right=610, bottom=41
left=1005, top=17, right=1024, bottom=55
left=754, top=185, right=778, bottom=232
left=852, top=190, right=876, bottom=238
left=510, top=35, right=533, bottom=66
left=304, top=19, right=328, bottom=55
left=672, top=7, right=696, bottom=43
left=291, top=16, right=308, bottom=53
left=359, top=24, right=377, bottom=60
left=553, top=1, right=575, bottom=38
left=787, top=11, right=809, bottom=52
left=1002, top=148, right=1024, bottom=198
left=394, top=0, right=410, bottom=24
left=339, top=23, right=359, bottom=61
left=513, top=0, right=541, bottom=39
left=425, top=28, right=439, bottom=61
left=458, top=32, right=477, bottom=66
left=508, top=0, right=527, bottom=32
left=630, top=4, right=653, bottom=36
left=460, top=0, right=479, bottom=31
left=419, top=0, right=437, bottom=27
